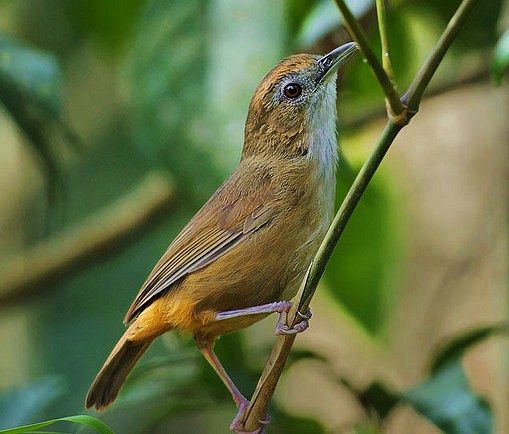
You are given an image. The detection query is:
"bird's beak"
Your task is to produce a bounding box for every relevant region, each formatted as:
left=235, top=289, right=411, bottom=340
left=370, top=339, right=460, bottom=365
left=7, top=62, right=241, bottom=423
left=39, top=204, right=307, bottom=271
left=318, top=42, right=358, bottom=83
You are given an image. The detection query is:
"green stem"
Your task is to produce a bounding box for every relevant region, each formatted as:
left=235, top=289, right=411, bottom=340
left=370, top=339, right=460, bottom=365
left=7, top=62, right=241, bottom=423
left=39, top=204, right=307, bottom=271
left=333, top=0, right=404, bottom=117
left=299, top=121, right=401, bottom=308
left=376, top=0, right=395, bottom=81
left=403, top=0, right=479, bottom=113
left=240, top=0, right=480, bottom=431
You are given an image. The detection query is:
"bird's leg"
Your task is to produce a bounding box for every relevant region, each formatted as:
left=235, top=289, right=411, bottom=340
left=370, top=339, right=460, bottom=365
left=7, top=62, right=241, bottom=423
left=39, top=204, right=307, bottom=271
left=195, top=336, right=269, bottom=433
left=195, top=336, right=247, bottom=408
left=215, top=301, right=312, bottom=336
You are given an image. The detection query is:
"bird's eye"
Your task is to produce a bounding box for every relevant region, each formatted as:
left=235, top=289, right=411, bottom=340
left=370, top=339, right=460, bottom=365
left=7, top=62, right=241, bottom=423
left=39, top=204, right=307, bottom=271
left=283, top=83, right=302, bottom=99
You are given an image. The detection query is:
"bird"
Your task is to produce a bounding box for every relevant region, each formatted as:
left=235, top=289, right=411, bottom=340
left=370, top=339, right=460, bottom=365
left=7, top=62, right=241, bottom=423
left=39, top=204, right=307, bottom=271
left=86, top=42, right=358, bottom=433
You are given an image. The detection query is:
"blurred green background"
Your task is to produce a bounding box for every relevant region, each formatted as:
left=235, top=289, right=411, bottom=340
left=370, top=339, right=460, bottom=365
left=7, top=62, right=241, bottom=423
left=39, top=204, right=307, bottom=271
left=0, top=0, right=507, bottom=433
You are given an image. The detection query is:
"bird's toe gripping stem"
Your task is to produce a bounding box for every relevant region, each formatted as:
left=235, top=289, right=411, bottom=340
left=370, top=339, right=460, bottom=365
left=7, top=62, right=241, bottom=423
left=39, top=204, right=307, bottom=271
left=274, top=306, right=312, bottom=336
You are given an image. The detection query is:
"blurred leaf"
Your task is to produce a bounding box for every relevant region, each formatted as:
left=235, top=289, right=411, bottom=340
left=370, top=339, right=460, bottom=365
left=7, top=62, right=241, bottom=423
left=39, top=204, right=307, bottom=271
left=65, top=0, right=147, bottom=53
left=491, top=28, right=509, bottom=85
left=0, top=415, right=113, bottom=434
left=0, top=378, right=65, bottom=428
left=127, top=0, right=285, bottom=204
left=420, top=0, right=503, bottom=52
left=284, top=0, right=320, bottom=42
left=286, top=348, right=326, bottom=368
left=324, top=162, right=404, bottom=333
left=127, top=0, right=224, bottom=203
left=353, top=424, right=383, bottom=434
left=402, top=361, right=492, bottom=434
left=430, top=323, right=509, bottom=374
left=0, top=34, right=76, bottom=207
left=0, top=35, right=62, bottom=116
left=296, top=0, right=374, bottom=47
left=271, top=410, right=326, bottom=434
left=340, top=377, right=399, bottom=422
left=358, top=381, right=399, bottom=420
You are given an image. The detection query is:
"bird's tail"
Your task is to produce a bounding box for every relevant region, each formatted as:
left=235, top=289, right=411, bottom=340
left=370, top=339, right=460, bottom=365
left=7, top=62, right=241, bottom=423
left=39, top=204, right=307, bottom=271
left=86, top=330, right=152, bottom=411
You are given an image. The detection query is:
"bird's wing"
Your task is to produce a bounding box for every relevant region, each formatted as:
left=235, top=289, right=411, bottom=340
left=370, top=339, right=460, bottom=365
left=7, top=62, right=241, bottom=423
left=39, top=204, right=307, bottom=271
left=124, top=171, right=277, bottom=324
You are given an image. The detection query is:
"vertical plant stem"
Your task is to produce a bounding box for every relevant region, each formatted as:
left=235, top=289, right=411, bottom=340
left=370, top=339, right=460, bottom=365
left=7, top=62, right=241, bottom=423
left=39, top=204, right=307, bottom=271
left=242, top=122, right=402, bottom=432
left=333, top=0, right=404, bottom=117
left=376, top=0, right=395, bottom=81
left=240, top=0, right=481, bottom=431
left=299, top=121, right=402, bottom=308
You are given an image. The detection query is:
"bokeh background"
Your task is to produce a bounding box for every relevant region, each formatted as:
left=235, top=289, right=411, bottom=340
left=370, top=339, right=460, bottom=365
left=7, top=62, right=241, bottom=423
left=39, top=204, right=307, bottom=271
left=0, top=0, right=507, bottom=433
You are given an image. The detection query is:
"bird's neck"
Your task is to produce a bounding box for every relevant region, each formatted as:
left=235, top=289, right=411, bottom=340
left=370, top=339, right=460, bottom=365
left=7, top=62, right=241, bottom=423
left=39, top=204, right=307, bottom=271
left=307, top=83, right=338, bottom=224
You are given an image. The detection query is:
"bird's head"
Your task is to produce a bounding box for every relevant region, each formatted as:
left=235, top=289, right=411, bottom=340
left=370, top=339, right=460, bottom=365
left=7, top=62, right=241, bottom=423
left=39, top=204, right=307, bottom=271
left=242, top=42, right=358, bottom=160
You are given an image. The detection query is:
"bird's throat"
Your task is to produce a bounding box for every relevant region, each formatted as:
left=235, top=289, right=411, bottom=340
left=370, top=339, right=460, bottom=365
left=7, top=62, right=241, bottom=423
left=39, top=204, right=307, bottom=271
left=307, top=80, right=338, bottom=225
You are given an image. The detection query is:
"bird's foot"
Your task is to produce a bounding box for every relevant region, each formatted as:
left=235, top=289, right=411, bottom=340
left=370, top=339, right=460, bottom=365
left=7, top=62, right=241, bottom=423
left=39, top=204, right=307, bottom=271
left=275, top=307, right=312, bottom=335
left=230, top=399, right=271, bottom=433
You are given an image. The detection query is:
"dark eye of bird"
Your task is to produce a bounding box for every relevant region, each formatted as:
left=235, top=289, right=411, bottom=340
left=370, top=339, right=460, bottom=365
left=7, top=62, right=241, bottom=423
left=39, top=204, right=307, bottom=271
left=283, top=83, right=302, bottom=99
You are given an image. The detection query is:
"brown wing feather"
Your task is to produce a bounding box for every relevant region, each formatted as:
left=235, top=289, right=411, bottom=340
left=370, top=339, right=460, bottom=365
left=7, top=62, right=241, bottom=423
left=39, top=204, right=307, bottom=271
left=124, top=165, right=276, bottom=324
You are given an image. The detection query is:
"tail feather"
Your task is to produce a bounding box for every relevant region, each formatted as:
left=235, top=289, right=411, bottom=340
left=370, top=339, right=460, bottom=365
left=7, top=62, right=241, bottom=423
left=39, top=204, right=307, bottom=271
left=86, top=332, right=152, bottom=410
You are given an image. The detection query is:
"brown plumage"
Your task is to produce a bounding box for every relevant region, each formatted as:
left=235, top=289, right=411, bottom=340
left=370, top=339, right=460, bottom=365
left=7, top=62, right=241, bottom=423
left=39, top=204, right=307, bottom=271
left=86, top=43, right=358, bottom=430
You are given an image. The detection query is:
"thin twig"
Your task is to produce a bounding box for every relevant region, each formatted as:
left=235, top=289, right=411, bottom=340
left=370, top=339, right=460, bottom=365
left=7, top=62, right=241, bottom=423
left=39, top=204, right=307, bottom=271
left=240, top=0, right=480, bottom=430
left=333, top=0, right=404, bottom=118
left=0, top=171, right=175, bottom=306
left=376, top=0, right=395, bottom=81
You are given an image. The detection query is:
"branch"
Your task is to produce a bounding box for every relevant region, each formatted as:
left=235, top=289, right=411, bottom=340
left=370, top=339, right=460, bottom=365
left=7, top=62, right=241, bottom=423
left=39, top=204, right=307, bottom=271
left=241, top=0, right=480, bottom=430
left=333, top=0, right=404, bottom=118
left=376, top=0, right=395, bottom=81
left=0, top=171, right=175, bottom=306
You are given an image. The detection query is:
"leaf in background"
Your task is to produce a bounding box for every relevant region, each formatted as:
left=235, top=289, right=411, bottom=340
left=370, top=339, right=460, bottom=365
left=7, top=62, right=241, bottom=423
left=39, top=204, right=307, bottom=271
left=64, top=0, right=147, bottom=53
left=357, top=381, right=399, bottom=421
left=0, top=377, right=65, bottom=428
left=285, top=348, right=327, bottom=369
left=0, top=415, right=114, bottom=434
left=296, top=0, right=374, bottom=48
left=340, top=377, right=399, bottom=422
left=270, top=409, right=326, bottom=434
left=127, top=0, right=285, bottom=204
left=491, top=28, right=509, bottom=85
left=353, top=424, right=383, bottom=434
left=402, top=360, right=492, bottom=434
left=324, top=158, right=404, bottom=333
left=429, top=323, right=509, bottom=374
left=207, top=0, right=285, bottom=172
left=127, top=0, right=218, bottom=203
left=0, top=34, right=77, bottom=208
left=420, top=0, right=503, bottom=52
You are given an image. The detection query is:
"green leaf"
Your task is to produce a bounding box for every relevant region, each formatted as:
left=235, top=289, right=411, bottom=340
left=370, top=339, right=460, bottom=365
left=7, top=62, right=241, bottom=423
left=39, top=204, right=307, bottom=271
left=491, top=28, right=509, bottom=85
left=419, top=0, right=503, bottom=51
left=271, top=410, right=326, bottom=434
left=64, top=0, right=147, bottom=53
left=127, top=0, right=286, bottom=204
left=430, top=323, right=509, bottom=374
left=358, top=381, right=399, bottom=420
left=324, top=162, right=404, bottom=333
left=0, top=415, right=114, bottom=434
left=296, top=0, right=374, bottom=47
left=0, top=34, right=75, bottom=207
left=285, top=348, right=326, bottom=368
left=0, top=378, right=65, bottom=428
left=402, top=361, right=492, bottom=434
left=353, top=424, right=383, bottom=434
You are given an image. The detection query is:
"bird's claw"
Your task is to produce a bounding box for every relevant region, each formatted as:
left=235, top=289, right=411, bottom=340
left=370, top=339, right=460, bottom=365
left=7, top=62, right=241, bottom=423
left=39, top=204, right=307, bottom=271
left=230, top=400, right=270, bottom=433
left=274, top=307, right=312, bottom=335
